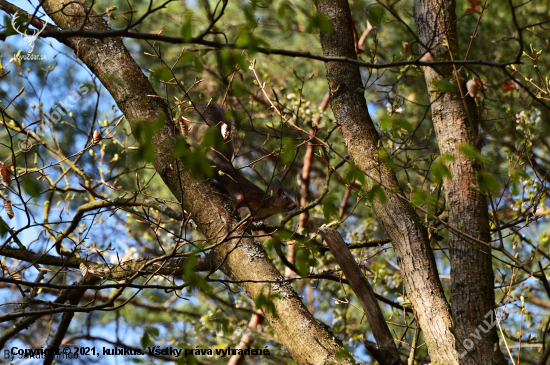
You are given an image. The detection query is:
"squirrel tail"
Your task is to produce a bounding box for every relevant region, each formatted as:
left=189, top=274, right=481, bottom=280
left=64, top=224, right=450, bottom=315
left=198, top=103, right=234, bottom=162
left=197, top=103, right=260, bottom=201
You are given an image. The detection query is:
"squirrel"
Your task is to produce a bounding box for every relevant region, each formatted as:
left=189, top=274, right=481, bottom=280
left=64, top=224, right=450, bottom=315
left=197, top=103, right=297, bottom=221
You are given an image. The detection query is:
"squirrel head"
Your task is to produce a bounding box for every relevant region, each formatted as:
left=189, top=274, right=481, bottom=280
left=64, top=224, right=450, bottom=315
left=268, top=187, right=297, bottom=212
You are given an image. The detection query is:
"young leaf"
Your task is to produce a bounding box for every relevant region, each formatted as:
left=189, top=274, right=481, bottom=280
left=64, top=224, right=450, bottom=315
left=459, top=143, right=490, bottom=164
left=0, top=217, right=8, bottom=238
left=366, top=6, right=384, bottom=26
left=380, top=115, right=412, bottom=131
left=478, top=170, right=500, bottom=195
left=281, top=137, right=295, bottom=165
left=430, top=155, right=455, bottom=184
left=306, top=14, right=334, bottom=34
left=366, top=185, right=388, bottom=204
left=432, top=79, right=456, bottom=93
left=23, top=177, right=41, bottom=197
left=181, top=11, right=194, bottom=42
left=322, top=194, right=339, bottom=222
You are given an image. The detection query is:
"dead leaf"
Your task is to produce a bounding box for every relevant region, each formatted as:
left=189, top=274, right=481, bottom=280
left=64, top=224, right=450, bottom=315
left=402, top=42, right=411, bottom=53
left=4, top=199, right=14, bottom=219
left=178, top=116, right=191, bottom=136
left=475, top=78, right=487, bottom=91
left=92, top=130, right=102, bottom=145
left=466, top=0, right=482, bottom=14
left=420, top=52, right=434, bottom=63
left=79, top=263, right=89, bottom=277
left=220, top=122, right=230, bottom=140
left=466, top=79, right=479, bottom=99
left=502, top=80, right=516, bottom=93
left=0, top=162, right=12, bottom=187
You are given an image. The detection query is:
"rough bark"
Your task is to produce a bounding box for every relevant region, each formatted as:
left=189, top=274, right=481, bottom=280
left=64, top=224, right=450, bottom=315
left=314, top=0, right=459, bottom=363
left=38, top=1, right=349, bottom=363
left=413, top=0, right=506, bottom=363
left=320, top=228, right=404, bottom=365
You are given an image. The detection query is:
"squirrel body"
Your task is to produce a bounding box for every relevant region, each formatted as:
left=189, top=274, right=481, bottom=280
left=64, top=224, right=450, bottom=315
left=199, top=104, right=297, bottom=221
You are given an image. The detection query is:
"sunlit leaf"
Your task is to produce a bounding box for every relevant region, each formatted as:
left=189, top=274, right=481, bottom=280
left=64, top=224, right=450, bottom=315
left=432, top=79, right=456, bottom=93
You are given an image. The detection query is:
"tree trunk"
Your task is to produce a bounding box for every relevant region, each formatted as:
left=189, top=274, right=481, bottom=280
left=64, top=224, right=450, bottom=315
left=314, top=0, right=459, bottom=363
left=39, top=1, right=350, bottom=363
left=413, top=0, right=507, bottom=364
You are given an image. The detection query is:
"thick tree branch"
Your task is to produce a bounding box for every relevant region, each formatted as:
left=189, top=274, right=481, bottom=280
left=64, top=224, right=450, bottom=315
left=313, top=0, right=459, bottom=363
left=33, top=1, right=350, bottom=363
left=320, top=228, right=404, bottom=365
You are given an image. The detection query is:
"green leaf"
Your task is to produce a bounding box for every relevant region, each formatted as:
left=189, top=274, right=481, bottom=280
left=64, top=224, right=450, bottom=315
left=295, top=245, right=316, bottom=276
left=306, top=14, right=334, bottom=34
left=432, top=79, right=456, bottom=93
left=184, top=254, right=212, bottom=294
left=0, top=217, right=8, bottom=238
left=366, top=6, right=384, bottom=26
left=235, top=27, right=270, bottom=52
left=179, top=52, right=194, bottom=66
left=172, top=135, right=188, bottom=158
left=255, top=290, right=281, bottom=318
left=157, top=67, right=173, bottom=82
left=410, top=188, right=440, bottom=217
left=220, top=48, right=249, bottom=73
left=459, top=143, right=490, bottom=164
left=281, top=137, right=295, bottom=165
left=140, top=332, right=150, bottom=348
left=181, top=11, right=194, bottom=42
left=200, top=123, right=224, bottom=151
left=136, top=144, right=156, bottom=163
left=380, top=115, right=412, bottom=131
left=231, top=83, right=247, bottom=97
left=410, top=188, right=432, bottom=207
left=335, top=347, right=356, bottom=363
left=207, top=310, right=230, bottom=333
left=377, top=149, right=397, bottom=171
left=322, top=194, right=339, bottom=222
left=242, top=6, right=257, bottom=25
left=430, top=154, right=455, bottom=184
left=133, top=115, right=166, bottom=163
left=478, top=170, right=500, bottom=195
left=146, top=327, right=159, bottom=338
left=344, top=162, right=366, bottom=186
left=366, top=185, right=388, bottom=204
left=192, top=56, right=204, bottom=72
left=4, top=15, right=22, bottom=37
left=23, top=177, right=41, bottom=197
left=278, top=2, right=296, bottom=18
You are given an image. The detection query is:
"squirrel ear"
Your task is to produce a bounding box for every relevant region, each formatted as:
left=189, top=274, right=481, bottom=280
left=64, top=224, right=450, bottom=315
left=276, top=187, right=284, bottom=196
